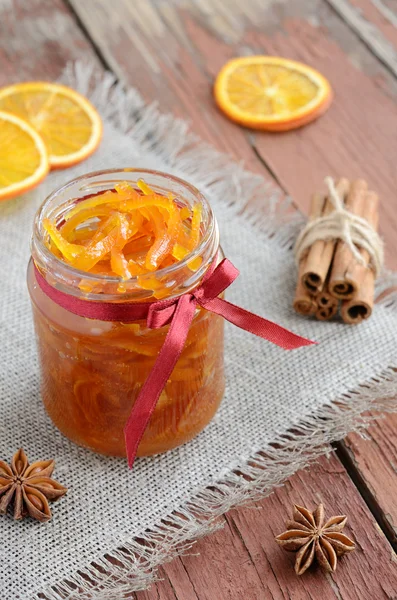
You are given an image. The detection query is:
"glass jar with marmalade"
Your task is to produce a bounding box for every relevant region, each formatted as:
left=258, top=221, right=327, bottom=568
left=28, top=169, right=225, bottom=458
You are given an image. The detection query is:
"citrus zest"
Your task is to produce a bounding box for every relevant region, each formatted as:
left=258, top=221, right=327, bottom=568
left=43, top=180, right=203, bottom=290
left=43, top=218, right=84, bottom=262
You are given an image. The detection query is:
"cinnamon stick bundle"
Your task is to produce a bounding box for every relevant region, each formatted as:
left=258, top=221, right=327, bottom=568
left=292, top=176, right=381, bottom=325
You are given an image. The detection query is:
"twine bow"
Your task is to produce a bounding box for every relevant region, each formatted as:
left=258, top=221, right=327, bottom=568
left=34, top=258, right=315, bottom=468
left=294, top=177, right=384, bottom=276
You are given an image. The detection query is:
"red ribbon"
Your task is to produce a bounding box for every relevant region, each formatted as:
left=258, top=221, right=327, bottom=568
left=34, top=259, right=316, bottom=467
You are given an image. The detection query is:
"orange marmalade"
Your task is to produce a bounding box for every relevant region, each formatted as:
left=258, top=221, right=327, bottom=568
left=28, top=169, right=224, bottom=457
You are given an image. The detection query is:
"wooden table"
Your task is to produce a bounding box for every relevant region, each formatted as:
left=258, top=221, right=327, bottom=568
left=1, top=1, right=397, bottom=598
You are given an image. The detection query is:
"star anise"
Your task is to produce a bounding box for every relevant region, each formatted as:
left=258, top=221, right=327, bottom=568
left=0, top=449, right=67, bottom=522
left=275, top=503, right=355, bottom=575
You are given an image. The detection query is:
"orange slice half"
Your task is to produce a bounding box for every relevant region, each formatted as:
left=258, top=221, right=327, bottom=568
left=0, top=82, right=102, bottom=169
left=0, top=111, right=49, bottom=202
left=214, top=56, right=333, bottom=131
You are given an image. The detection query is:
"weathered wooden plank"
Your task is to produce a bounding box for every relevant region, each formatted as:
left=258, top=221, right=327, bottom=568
left=342, top=413, right=397, bottom=547
left=136, top=566, right=180, bottom=600
left=63, top=0, right=283, bottom=185
left=136, top=454, right=397, bottom=599
left=69, top=0, right=270, bottom=179
left=382, top=0, right=397, bottom=18
left=0, top=0, right=102, bottom=85
left=326, top=0, right=397, bottom=75
left=229, top=454, right=397, bottom=599
left=349, top=0, right=397, bottom=45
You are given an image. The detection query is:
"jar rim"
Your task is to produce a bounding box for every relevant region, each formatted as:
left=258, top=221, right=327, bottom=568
left=31, top=168, right=219, bottom=300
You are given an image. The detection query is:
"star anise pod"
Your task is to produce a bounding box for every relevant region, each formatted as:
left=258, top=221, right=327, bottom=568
left=0, top=449, right=67, bottom=522
left=275, top=503, right=355, bottom=575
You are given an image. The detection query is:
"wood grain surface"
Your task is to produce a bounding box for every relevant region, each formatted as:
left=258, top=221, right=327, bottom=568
left=341, top=415, right=397, bottom=548
left=1, top=0, right=396, bottom=598
left=0, top=0, right=103, bottom=84
left=326, top=0, right=397, bottom=74
left=138, top=456, right=397, bottom=600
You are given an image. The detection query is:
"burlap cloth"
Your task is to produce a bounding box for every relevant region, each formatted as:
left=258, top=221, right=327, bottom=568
left=1, top=64, right=396, bottom=600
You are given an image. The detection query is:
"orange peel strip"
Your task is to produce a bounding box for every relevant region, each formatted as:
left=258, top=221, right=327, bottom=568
left=44, top=180, right=204, bottom=295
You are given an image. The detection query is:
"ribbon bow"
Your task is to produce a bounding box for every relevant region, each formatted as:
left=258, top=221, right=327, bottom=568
left=125, top=258, right=315, bottom=467
left=34, top=259, right=315, bottom=468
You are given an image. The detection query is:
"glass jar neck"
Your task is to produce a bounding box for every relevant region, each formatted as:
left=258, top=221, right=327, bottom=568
left=31, top=169, right=219, bottom=302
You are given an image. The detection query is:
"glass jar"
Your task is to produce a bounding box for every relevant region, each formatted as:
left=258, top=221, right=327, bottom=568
left=28, top=169, right=225, bottom=457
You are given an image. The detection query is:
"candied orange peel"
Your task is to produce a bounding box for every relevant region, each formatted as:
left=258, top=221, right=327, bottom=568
left=43, top=179, right=203, bottom=284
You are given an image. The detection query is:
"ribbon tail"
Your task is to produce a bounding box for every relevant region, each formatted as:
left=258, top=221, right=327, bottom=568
left=202, top=297, right=316, bottom=350
left=124, top=294, right=197, bottom=468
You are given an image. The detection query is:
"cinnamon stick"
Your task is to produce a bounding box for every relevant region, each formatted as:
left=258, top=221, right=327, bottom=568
left=315, top=285, right=339, bottom=321
left=339, top=191, right=379, bottom=324
left=293, top=263, right=317, bottom=316
left=329, top=182, right=378, bottom=300
left=301, top=178, right=350, bottom=295
left=341, top=292, right=372, bottom=324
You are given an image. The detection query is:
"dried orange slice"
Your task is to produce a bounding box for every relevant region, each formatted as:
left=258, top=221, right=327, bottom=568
left=0, top=110, right=49, bottom=202
left=214, top=56, right=332, bottom=131
left=0, top=82, right=102, bottom=169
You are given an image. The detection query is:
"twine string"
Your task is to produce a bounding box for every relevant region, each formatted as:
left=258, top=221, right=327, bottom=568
left=294, top=176, right=384, bottom=276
